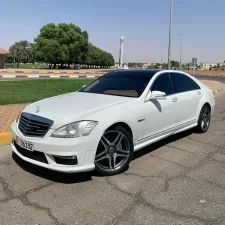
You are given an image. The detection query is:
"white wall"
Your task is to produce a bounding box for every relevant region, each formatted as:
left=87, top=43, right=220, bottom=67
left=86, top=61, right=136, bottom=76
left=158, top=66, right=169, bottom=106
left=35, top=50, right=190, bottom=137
left=200, top=63, right=217, bottom=70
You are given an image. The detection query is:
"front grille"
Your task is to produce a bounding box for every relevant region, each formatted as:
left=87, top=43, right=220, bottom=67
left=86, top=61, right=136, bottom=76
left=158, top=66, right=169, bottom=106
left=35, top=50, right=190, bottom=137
left=18, top=112, right=53, bottom=137
left=14, top=140, right=48, bottom=164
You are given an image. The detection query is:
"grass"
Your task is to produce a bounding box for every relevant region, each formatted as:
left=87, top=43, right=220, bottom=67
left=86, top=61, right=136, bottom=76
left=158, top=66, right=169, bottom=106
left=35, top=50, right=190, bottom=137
left=11, top=63, right=49, bottom=69
left=0, top=79, right=92, bottom=105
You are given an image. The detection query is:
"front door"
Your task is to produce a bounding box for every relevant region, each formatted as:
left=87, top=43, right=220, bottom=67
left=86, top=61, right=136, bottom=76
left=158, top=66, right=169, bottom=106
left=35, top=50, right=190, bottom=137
left=140, top=73, right=179, bottom=142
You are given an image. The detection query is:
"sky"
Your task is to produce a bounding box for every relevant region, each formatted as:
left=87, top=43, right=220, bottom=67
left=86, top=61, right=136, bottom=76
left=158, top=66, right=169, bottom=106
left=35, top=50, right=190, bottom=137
left=1, top=0, right=225, bottom=63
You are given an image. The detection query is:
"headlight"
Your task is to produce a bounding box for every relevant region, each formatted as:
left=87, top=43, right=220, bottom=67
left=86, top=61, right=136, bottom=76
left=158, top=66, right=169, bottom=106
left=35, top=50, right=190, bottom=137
left=51, top=121, right=98, bottom=138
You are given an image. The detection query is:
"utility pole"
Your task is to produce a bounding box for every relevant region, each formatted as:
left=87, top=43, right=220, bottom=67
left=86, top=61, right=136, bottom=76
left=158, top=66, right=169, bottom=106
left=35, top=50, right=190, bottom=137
left=177, top=34, right=183, bottom=70
left=161, top=48, right=163, bottom=65
left=168, top=0, right=173, bottom=70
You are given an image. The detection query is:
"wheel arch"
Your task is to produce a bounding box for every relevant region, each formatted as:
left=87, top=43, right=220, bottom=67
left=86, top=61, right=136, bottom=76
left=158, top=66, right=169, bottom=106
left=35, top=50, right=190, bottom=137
left=203, top=102, right=211, bottom=111
left=196, top=97, right=212, bottom=120
left=105, top=122, right=133, bottom=138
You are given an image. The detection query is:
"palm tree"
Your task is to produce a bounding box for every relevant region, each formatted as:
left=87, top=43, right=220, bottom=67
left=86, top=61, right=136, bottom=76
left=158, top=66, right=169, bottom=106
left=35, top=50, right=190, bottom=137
left=9, top=41, right=32, bottom=68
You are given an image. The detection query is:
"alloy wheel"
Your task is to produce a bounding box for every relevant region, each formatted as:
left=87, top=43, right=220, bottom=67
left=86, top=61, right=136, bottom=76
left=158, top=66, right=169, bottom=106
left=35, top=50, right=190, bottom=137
left=200, top=106, right=210, bottom=131
left=95, top=131, right=131, bottom=172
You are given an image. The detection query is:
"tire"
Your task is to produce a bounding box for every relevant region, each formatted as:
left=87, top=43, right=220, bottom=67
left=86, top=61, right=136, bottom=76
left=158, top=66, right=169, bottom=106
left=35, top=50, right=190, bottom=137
left=195, top=104, right=211, bottom=133
left=95, top=126, right=134, bottom=176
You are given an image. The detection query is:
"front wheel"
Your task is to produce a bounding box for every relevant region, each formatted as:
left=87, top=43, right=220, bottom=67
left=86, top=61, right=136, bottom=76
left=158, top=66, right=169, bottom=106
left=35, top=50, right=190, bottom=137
left=196, top=104, right=211, bottom=133
left=95, top=126, right=134, bottom=175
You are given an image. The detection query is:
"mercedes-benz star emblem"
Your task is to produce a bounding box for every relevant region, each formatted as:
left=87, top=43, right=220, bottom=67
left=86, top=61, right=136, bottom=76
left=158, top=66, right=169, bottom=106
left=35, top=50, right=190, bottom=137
left=36, top=105, right=40, bottom=113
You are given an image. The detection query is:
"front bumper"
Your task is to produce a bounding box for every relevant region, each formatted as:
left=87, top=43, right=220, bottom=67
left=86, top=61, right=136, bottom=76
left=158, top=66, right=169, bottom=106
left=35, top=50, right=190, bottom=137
left=10, top=121, right=102, bottom=173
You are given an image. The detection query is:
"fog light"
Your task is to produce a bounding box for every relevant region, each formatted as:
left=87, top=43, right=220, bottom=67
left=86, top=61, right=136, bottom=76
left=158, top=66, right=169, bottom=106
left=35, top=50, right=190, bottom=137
left=56, top=155, right=77, bottom=159
left=53, top=155, right=78, bottom=165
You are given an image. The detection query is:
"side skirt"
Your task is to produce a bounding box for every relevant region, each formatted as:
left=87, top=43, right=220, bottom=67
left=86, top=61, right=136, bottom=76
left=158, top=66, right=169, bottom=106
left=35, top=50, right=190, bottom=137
left=134, top=123, right=197, bottom=152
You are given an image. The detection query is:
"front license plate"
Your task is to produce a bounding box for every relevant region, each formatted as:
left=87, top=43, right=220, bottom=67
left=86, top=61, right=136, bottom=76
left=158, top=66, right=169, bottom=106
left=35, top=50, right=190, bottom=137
left=16, top=136, right=34, bottom=151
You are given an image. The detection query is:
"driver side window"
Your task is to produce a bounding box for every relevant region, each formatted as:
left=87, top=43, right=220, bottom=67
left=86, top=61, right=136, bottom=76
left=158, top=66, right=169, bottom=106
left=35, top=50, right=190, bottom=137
left=151, top=73, right=174, bottom=96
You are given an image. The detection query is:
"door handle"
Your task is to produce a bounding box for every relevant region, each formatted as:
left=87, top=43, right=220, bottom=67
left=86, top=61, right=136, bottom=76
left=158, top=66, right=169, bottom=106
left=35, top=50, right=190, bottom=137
left=172, top=97, right=178, bottom=102
left=197, top=91, right=201, bottom=95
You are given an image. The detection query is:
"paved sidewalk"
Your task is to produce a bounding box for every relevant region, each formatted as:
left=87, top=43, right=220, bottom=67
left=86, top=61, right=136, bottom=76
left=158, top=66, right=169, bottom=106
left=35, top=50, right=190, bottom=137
left=0, top=80, right=223, bottom=145
left=0, top=103, right=27, bottom=145
left=0, top=104, right=28, bottom=132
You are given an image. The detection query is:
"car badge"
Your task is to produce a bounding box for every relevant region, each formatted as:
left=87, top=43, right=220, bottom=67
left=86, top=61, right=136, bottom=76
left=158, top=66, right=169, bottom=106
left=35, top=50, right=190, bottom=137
left=36, top=105, right=40, bottom=113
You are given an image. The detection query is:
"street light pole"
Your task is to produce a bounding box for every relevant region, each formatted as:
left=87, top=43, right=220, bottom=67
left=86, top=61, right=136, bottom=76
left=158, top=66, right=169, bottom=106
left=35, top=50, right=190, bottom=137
left=161, top=48, right=163, bottom=65
left=119, top=36, right=125, bottom=67
left=168, top=0, right=173, bottom=70
left=177, top=34, right=183, bottom=70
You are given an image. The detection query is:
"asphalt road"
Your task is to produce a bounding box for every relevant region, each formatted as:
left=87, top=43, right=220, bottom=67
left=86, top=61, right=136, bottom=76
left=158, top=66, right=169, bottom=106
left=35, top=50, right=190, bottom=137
left=1, top=92, right=225, bottom=225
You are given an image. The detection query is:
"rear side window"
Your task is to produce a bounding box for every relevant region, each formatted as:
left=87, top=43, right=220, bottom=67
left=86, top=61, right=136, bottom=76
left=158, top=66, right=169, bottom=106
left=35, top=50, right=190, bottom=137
left=151, top=73, right=174, bottom=95
left=170, top=73, right=200, bottom=93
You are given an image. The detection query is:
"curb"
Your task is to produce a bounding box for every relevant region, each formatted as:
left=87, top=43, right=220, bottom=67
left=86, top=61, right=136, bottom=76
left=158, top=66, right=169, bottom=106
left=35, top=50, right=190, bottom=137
left=0, top=75, right=101, bottom=79
left=0, top=70, right=105, bottom=75
left=213, top=85, right=223, bottom=94
left=0, top=132, right=12, bottom=145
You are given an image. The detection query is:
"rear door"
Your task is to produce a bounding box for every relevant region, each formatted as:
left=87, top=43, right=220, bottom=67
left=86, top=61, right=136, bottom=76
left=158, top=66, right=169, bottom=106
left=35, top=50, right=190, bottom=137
left=169, top=72, right=202, bottom=129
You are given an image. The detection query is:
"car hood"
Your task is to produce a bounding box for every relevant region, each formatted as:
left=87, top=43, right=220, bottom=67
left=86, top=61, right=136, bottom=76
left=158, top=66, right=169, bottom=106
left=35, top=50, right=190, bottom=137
left=23, top=92, right=133, bottom=129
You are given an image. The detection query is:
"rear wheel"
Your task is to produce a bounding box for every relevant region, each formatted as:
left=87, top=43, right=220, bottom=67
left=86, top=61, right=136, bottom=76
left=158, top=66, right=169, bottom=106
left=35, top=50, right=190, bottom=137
left=196, top=104, right=211, bottom=133
left=95, top=126, right=133, bottom=175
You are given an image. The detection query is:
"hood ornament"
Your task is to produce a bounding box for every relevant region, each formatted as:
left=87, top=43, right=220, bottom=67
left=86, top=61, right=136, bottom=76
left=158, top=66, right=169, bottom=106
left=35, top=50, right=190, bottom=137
left=36, top=105, right=40, bottom=113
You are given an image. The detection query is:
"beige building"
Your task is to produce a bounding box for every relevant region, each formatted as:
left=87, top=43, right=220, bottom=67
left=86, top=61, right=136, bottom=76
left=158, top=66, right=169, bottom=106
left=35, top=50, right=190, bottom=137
left=200, top=62, right=217, bottom=70
left=0, top=48, right=7, bottom=69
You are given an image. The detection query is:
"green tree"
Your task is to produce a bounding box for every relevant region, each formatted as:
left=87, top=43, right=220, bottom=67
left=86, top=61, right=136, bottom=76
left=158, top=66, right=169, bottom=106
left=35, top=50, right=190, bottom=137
left=8, top=41, right=32, bottom=67
left=128, top=62, right=144, bottom=68
left=86, top=44, right=99, bottom=68
left=86, top=43, right=114, bottom=68
left=5, top=53, right=14, bottom=63
left=182, top=63, right=189, bottom=70
left=35, top=39, right=68, bottom=68
left=209, top=64, right=212, bottom=70
left=107, top=52, right=115, bottom=67
left=153, top=63, right=161, bottom=69
left=171, top=60, right=179, bottom=69
left=34, top=23, right=89, bottom=68
left=161, top=63, right=168, bottom=69
left=128, top=62, right=133, bottom=67
left=33, top=22, right=115, bottom=69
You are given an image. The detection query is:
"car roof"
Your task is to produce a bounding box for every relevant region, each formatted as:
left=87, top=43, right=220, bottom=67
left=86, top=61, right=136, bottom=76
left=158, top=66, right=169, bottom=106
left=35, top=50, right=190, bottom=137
left=105, top=69, right=162, bottom=79
left=119, top=69, right=162, bottom=73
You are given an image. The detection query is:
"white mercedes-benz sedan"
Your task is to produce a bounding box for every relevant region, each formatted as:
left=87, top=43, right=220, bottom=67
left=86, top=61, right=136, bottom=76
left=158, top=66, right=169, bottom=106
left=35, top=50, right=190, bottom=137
left=10, top=70, right=215, bottom=175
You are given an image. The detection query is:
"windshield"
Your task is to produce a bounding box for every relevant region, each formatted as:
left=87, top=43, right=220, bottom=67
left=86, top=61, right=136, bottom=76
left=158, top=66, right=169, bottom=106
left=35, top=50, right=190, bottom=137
left=80, top=70, right=159, bottom=97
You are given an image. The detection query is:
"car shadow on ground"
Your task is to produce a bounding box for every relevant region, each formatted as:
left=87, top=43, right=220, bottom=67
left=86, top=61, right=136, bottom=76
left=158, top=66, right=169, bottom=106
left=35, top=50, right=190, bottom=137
left=12, top=152, right=94, bottom=184
left=12, top=129, right=193, bottom=184
left=133, top=129, right=193, bottom=160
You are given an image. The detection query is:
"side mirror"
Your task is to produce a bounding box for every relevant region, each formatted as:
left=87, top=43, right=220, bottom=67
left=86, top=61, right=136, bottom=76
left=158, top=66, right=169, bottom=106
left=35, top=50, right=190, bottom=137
left=151, top=91, right=166, bottom=98
left=145, top=90, right=166, bottom=101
